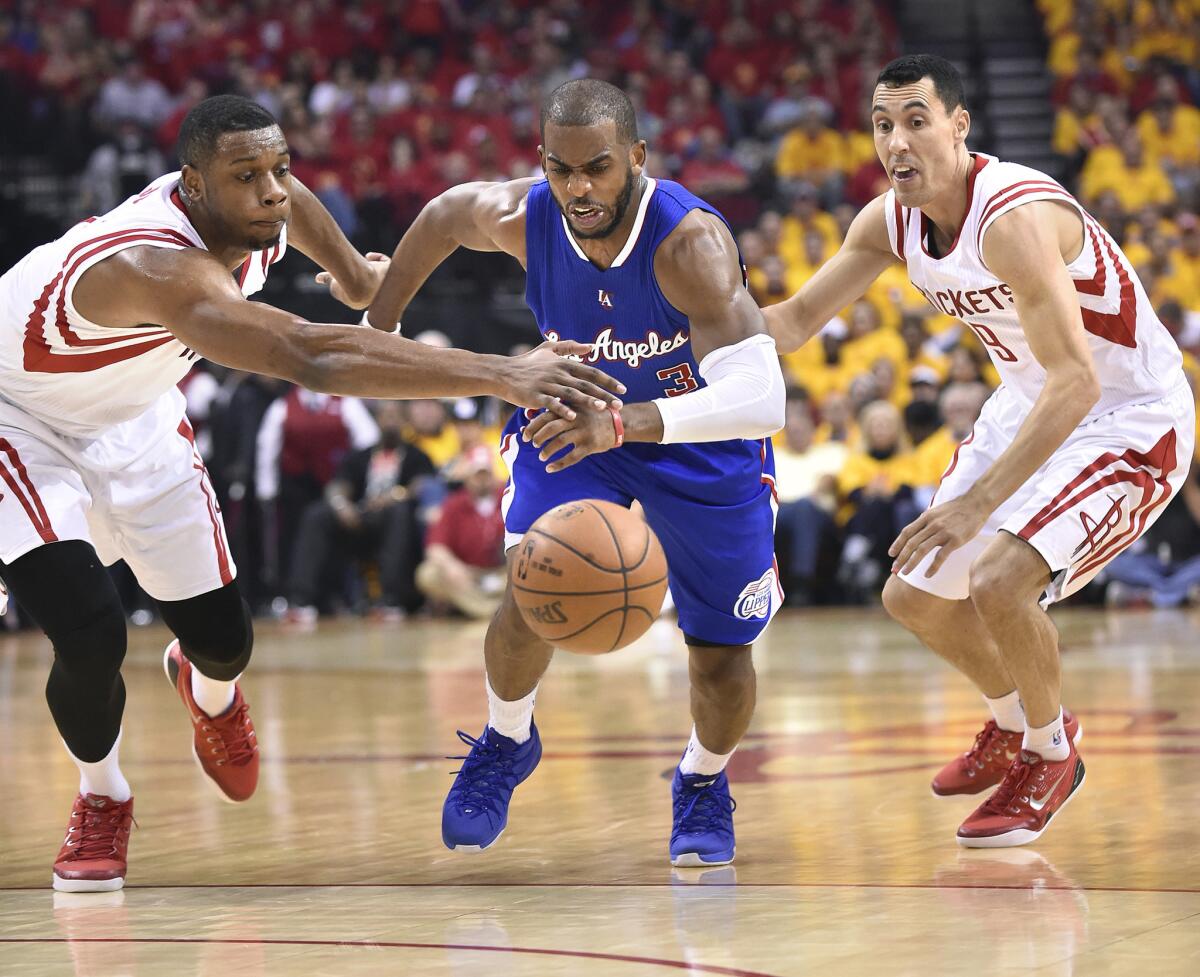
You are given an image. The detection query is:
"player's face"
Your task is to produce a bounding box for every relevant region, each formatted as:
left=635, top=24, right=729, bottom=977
left=870, top=79, right=969, bottom=208
left=539, top=122, right=647, bottom=240
left=191, top=127, right=292, bottom=251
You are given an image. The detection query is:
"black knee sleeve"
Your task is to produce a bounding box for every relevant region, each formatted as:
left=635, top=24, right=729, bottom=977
left=157, top=582, right=253, bottom=680
left=1, top=540, right=129, bottom=762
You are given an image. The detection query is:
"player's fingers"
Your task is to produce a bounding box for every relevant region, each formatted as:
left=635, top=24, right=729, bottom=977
left=888, top=514, right=926, bottom=558
left=532, top=420, right=573, bottom=453
left=522, top=411, right=556, bottom=442
left=544, top=340, right=593, bottom=358
left=365, top=252, right=389, bottom=261
left=898, top=529, right=944, bottom=576
left=540, top=392, right=577, bottom=421
left=563, top=361, right=626, bottom=403
left=315, top=271, right=332, bottom=285
left=925, top=536, right=962, bottom=577
left=892, top=525, right=935, bottom=574
left=546, top=446, right=587, bottom=473
left=538, top=431, right=573, bottom=462
left=553, top=375, right=622, bottom=412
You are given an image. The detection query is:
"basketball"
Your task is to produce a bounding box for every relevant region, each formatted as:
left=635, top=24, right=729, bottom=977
left=511, top=500, right=669, bottom=654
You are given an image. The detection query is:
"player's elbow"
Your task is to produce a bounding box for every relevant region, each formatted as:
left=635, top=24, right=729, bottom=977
left=1049, top=362, right=1101, bottom=417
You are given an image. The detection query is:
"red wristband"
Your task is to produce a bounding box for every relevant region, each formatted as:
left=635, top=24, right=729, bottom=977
left=609, top=406, right=624, bottom=448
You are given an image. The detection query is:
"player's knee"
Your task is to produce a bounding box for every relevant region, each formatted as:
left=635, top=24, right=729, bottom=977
left=688, top=644, right=754, bottom=692
left=967, top=557, right=1018, bottom=621
left=882, top=575, right=924, bottom=630
left=160, top=584, right=253, bottom=678
left=45, top=592, right=127, bottom=682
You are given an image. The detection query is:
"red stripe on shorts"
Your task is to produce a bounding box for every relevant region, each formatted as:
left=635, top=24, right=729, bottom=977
left=178, top=419, right=233, bottom=585
left=0, top=439, right=57, bottom=543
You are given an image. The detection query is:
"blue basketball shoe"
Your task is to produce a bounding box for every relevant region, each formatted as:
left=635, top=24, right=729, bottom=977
left=442, top=724, right=541, bottom=852
left=669, top=768, right=737, bottom=866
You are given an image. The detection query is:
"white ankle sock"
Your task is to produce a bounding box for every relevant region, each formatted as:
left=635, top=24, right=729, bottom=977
left=68, top=731, right=131, bottom=802
left=486, top=676, right=536, bottom=744
left=984, top=690, right=1024, bottom=733
left=678, top=726, right=735, bottom=777
left=1024, top=708, right=1070, bottom=761
left=191, top=668, right=236, bottom=718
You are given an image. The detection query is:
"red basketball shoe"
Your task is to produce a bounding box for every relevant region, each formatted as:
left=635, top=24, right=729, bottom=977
left=956, top=741, right=1086, bottom=847
left=164, top=640, right=259, bottom=803
left=52, top=793, right=135, bottom=892
left=932, top=710, right=1081, bottom=797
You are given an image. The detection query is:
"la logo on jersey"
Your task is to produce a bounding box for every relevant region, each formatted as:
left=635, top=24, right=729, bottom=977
left=598, top=289, right=613, bottom=308
left=733, top=568, right=776, bottom=620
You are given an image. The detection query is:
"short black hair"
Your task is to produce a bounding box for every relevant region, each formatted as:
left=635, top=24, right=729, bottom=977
left=177, top=95, right=280, bottom=168
left=876, top=54, right=967, bottom=113
left=540, top=79, right=638, bottom=145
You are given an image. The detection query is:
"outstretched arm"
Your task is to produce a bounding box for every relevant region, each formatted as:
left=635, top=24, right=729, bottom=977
left=287, top=177, right=388, bottom=312
left=760, top=194, right=897, bottom=354
left=891, top=200, right=1099, bottom=576
left=72, top=246, right=625, bottom=415
left=526, top=211, right=786, bottom=470
left=364, top=178, right=536, bottom=329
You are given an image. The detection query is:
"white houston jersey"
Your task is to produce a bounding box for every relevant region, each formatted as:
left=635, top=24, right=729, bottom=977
left=0, top=172, right=286, bottom=436
left=885, top=153, right=1182, bottom=417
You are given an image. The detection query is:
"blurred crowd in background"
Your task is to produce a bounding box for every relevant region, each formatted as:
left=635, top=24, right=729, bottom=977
left=1, top=0, right=1199, bottom=624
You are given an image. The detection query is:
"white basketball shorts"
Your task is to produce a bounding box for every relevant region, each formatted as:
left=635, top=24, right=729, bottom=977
left=899, top=380, right=1195, bottom=604
left=0, top=389, right=234, bottom=601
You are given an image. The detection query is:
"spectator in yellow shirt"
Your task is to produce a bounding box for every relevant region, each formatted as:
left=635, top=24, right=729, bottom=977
left=912, top=382, right=990, bottom=502
left=773, top=388, right=848, bottom=605
left=780, top=187, right=840, bottom=265
left=1081, top=132, right=1175, bottom=211
left=836, top=400, right=921, bottom=601
left=776, top=106, right=845, bottom=204
left=1136, top=76, right=1200, bottom=172
left=1177, top=217, right=1200, bottom=298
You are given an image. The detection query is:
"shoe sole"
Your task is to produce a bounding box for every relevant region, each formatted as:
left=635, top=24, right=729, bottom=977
left=164, top=643, right=242, bottom=806
left=52, top=873, right=124, bottom=893
left=670, top=848, right=735, bottom=868
left=956, top=764, right=1086, bottom=849
left=931, top=723, right=1084, bottom=799
left=446, top=827, right=505, bottom=854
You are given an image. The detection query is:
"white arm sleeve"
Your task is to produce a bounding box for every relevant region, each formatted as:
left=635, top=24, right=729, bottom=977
left=653, top=333, right=786, bottom=444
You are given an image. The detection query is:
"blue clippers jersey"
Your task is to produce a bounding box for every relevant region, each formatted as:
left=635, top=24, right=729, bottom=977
left=523, top=177, right=769, bottom=499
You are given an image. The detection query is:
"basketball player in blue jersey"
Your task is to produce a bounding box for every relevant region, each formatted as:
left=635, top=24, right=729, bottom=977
left=367, top=79, right=786, bottom=865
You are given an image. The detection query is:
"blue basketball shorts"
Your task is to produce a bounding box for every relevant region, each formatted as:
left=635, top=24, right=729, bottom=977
left=498, top=412, right=782, bottom=646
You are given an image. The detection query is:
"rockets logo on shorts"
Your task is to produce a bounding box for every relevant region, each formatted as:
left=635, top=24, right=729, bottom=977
left=733, top=568, right=776, bottom=620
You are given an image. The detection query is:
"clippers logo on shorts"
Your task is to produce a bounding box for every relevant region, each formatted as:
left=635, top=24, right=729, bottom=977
left=733, top=568, right=776, bottom=620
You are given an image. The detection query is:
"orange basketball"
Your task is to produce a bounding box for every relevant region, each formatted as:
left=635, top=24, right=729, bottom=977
left=511, top=499, right=669, bottom=654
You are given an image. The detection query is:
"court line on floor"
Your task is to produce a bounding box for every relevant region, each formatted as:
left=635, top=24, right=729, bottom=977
left=0, top=938, right=784, bottom=977
left=3, top=882, right=1200, bottom=894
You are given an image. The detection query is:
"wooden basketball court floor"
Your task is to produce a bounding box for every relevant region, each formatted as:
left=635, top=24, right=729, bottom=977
left=1, top=607, right=1198, bottom=976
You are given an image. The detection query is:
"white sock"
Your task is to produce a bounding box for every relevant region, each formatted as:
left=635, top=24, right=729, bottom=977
left=984, top=690, right=1024, bottom=732
left=191, top=667, right=236, bottom=718
left=68, top=730, right=131, bottom=802
left=678, top=726, right=736, bottom=777
left=1024, top=708, right=1070, bottom=761
left=486, top=676, right=536, bottom=744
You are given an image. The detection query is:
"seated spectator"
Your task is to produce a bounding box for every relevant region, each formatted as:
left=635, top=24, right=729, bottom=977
left=1135, top=75, right=1200, bottom=178
left=405, top=399, right=460, bottom=468
left=773, top=389, right=848, bottom=604
left=779, top=186, right=840, bottom=266
left=1081, top=131, right=1175, bottom=212
left=286, top=402, right=436, bottom=626
left=416, top=447, right=507, bottom=619
left=836, top=400, right=920, bottom=601
left=256, top=388, right=379, bottom=596
left=775, top=105, right=845, bottom=206
left=912, top=381, right=989, bottom=506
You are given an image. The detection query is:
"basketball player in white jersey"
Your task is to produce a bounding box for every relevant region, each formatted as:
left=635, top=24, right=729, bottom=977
left=764, top=55, right=1193, bottom=847
left=0, top=95, right=623, bottom=892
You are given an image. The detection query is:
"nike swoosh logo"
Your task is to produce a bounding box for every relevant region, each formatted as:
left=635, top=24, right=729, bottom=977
left=1029, top=768, right=1070, bottom=810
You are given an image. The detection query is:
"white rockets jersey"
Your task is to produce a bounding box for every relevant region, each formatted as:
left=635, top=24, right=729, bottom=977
left=0, top=172, right=286, bottom=436
left=885, top=153, right=1182, bottom=418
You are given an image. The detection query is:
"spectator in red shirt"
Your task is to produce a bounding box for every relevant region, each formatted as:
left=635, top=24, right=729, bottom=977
left=416, top=446, right=507, bottom=619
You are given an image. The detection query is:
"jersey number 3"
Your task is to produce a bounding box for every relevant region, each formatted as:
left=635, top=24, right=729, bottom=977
left=657, top=363, right=699, bottom=397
